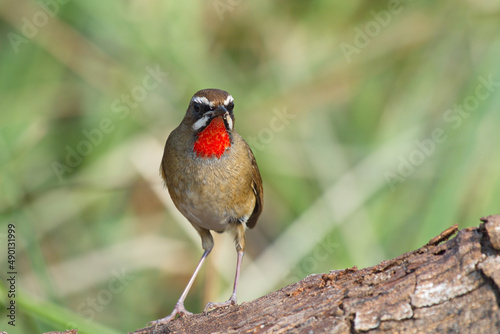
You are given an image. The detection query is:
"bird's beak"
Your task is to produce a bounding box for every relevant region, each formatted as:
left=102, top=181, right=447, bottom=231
left=212, top=105, right=228, bottom=117
left=211, top=105, right=233, bottom=131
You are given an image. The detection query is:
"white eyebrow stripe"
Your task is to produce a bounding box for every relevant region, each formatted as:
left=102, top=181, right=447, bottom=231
left=223, top=95, right=234, bottom=106
left=192, top=96, right=213, bottom=107
left=192, top=114, right=210, bottom=131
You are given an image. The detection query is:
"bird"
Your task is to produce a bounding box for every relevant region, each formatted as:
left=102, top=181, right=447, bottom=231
left=150, top=88, right=263, bottom=325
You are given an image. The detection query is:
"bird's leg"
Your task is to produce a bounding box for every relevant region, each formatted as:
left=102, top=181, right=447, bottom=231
left=204, top=250, right=244, bottom=312
left=204, top=223, right=245, bottom=312
left=148, top=230, right=213, bottom=326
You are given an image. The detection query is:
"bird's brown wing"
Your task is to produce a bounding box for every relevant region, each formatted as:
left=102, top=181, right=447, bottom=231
left=245, top=143, right=263, bottom=229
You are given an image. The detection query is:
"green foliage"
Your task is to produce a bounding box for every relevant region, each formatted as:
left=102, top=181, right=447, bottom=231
left=1, top=0, right=500, bottom=332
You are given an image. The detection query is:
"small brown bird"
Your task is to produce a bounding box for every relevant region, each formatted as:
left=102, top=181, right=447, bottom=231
left=151, top=88, right=263, bottom=325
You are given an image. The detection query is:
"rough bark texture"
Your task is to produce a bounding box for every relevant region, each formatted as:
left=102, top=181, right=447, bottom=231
left=132, top=215, right=500, bottom=334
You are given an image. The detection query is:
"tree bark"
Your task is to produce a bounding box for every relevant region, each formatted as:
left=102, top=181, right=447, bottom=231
left=132, top=215, right=500, bottom=334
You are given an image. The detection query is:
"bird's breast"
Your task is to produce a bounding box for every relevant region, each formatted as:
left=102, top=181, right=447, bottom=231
left=164, top=132, right=255, bottom=232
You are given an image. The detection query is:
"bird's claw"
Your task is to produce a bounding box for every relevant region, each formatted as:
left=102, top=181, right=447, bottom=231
left=147, top=303, right=192, bottom=327
left=203, top=296, right=237, bottom=313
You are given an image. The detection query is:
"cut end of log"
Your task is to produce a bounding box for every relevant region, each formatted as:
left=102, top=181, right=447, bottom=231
left=481, top=215, right=500, bottom=251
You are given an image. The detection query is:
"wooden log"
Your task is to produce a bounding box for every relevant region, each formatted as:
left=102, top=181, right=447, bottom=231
left=132, top=215, right=500, bottom=334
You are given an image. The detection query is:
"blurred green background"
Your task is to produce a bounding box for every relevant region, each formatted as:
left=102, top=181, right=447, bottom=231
left=1, top=0, right=500, bottom=333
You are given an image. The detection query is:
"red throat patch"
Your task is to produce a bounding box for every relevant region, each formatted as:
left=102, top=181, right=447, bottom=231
left=193, top=117, right=231, bottom=158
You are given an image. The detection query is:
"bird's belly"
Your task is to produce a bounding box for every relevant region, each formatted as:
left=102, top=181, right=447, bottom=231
left=171, top=182, right=233, bottom=232
left=177, top=199, right=230, bottom=232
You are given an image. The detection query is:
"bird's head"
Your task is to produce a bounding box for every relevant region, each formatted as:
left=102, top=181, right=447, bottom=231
left=183, top=89, right=235, bottom=159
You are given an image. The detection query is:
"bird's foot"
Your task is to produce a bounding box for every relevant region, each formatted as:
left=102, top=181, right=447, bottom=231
left=147, top=303, right=193, bottom=326
left=203, top=295, right=237, bottom=313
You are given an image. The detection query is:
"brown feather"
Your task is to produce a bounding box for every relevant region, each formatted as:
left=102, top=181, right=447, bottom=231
left=245, top=142, right=263, bottom=229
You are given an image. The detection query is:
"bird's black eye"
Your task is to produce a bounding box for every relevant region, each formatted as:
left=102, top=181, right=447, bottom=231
left=193, top=102, right=214, bottom=114
left=193, top=103, right=202, bottom=113
left=226, top=102, right=234, bottom=112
